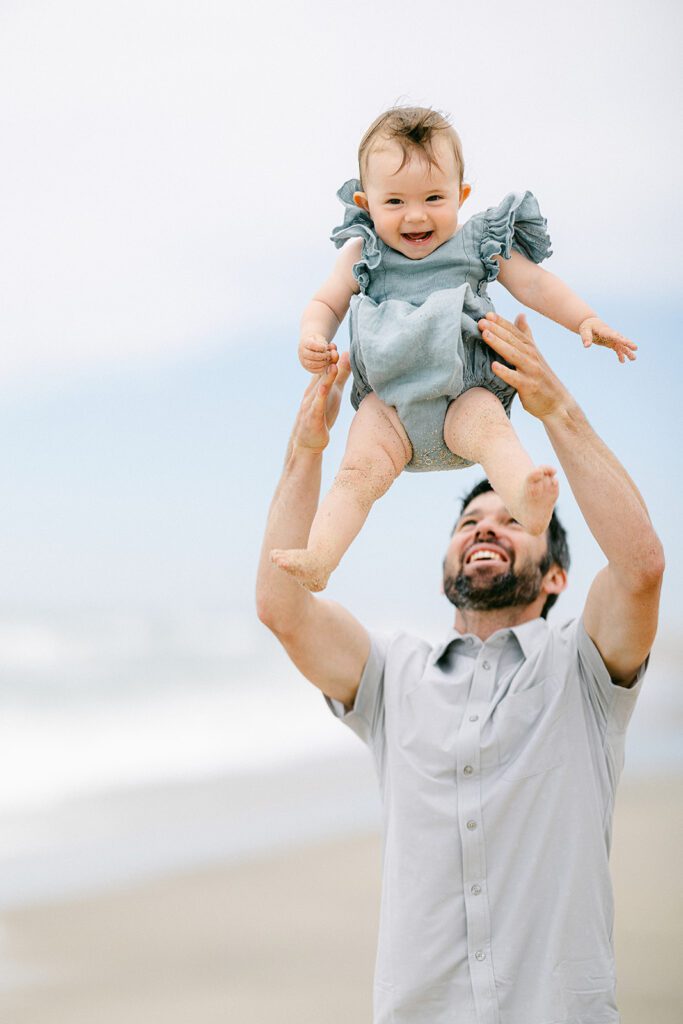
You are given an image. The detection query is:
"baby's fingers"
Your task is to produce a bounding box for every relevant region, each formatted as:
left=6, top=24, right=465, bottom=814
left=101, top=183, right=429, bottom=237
left=579, top=325, right=594, bottom=349
left=304, top=337, right=329, bottom=353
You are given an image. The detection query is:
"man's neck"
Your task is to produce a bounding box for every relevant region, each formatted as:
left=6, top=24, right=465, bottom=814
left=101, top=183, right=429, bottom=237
left=453, top=603, right=543, bottom=642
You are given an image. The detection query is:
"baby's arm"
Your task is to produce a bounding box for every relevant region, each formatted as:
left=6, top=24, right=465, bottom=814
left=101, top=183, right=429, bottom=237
left=496, top=251, right=637, bottom=363
left=299, top=239, right=362, bottom=373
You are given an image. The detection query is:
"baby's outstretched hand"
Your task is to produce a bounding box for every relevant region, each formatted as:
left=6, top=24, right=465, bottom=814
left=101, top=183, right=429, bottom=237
left=578, top=317, right=637, bottom=364
left=298, top=334, right=339, bottom=374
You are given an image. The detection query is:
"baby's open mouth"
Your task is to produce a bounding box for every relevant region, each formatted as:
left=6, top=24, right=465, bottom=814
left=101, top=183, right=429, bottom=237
left=401, top=231, right=433, bottom=242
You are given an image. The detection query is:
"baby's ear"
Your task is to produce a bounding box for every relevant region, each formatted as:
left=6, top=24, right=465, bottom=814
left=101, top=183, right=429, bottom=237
left=459, top=183, right=472, bottom=207
left=353, top=191, right=370, bottom=212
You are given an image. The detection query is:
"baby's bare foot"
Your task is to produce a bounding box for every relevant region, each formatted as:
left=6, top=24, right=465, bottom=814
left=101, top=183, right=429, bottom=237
left=517, top=466, right=559, bottom=535
left=270, top=548, right=331, bottom=592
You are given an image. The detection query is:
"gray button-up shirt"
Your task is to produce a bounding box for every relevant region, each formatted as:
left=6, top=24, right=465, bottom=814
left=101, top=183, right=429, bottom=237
left=326, top=617, right=645, bottom=1024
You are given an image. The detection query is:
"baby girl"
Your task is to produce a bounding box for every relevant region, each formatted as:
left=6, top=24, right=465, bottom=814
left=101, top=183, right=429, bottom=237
left=271, top=106, right=636, bottom=591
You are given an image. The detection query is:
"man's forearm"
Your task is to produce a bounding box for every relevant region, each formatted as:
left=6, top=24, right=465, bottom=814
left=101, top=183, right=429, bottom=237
left=255, top=442, right=322, bottom=633
left=543, top=398, right=662, bottom=586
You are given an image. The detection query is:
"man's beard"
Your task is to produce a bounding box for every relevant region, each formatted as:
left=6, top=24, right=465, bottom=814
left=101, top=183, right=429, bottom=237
left=443, top=555, right=550, bottom=612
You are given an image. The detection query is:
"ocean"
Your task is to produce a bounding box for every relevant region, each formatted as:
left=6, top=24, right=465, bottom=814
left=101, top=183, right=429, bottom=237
left=0, top=606, right=680, bottom=910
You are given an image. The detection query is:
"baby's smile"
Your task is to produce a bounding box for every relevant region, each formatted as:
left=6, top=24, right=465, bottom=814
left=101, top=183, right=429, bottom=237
left=401, top=230, right=434, bottom=247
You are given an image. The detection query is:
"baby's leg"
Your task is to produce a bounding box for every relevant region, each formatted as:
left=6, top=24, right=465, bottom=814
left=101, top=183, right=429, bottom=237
left=444, top=388, right=558, bottom=535
left=271, top=395, right=412, bottom=591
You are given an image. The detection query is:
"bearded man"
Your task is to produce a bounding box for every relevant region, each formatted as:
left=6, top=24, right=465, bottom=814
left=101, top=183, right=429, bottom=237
left=256, top=313, right=664, bottom=1024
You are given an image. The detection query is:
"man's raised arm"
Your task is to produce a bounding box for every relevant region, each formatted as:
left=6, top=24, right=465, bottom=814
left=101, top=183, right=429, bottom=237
left=480, top=312, right=664, bottom=686
left=255, top=356, right=369, bottom=707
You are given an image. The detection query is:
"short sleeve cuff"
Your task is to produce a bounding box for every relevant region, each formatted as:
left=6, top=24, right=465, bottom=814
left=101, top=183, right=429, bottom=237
left=324, top=632, right=390, bottom=745
left=577, top=617, right=648, bottom=733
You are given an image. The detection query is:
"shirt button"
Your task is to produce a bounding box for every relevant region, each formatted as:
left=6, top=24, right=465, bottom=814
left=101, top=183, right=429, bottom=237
left=471, top=884, right=482, bottom=895
left=463, top=765, right=474, bottom=775
left=482, top=660, right=491, bottom=670
left=474, top=950, right=486, bottom=961
left=466, top=820, right=477, bottom=831
left=469, top=714, right=479, bottom=722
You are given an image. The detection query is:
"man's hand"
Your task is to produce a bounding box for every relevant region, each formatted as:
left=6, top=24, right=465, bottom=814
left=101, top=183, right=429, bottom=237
left=298, top=334, right=340, bottom=374
left=293, top=352, right=351, bottom=454
left=578, top=316, right=637, bottom=364
left=478, top=312, right=569, bottom=421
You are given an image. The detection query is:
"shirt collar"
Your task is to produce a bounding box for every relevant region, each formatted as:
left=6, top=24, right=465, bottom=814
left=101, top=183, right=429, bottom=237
left=432, top=617, right=549, bottom=665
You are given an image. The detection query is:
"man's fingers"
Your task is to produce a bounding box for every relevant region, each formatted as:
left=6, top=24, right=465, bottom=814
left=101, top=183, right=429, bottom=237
left=479, top=324, right=521, bottom=364
left=315, top=363, right=337, bottom=403
left=479, top=313, right=531, bottom=354
left=490, top=361, right=519, bottom=387
left=514, top=312, right=532, bottom=339
left=482, top=311, right=529, bottom=340
left=334, top=351, right=352, bottom=389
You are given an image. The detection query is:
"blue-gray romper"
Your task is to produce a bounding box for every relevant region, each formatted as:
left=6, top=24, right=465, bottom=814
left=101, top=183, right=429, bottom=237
left=331, top=180, right=552, bottom=471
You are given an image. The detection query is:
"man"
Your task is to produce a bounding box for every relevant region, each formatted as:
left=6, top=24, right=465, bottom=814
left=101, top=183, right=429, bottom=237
left=256, top=312, right=664, bottom=1024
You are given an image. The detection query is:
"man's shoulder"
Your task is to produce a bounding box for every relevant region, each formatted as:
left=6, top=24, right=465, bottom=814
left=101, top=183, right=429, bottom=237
left=371, top=627, right=437, bottom=668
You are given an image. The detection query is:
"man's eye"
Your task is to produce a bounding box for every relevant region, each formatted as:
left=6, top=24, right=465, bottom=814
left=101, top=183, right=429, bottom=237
left=459, top=518, right=476, bottom=528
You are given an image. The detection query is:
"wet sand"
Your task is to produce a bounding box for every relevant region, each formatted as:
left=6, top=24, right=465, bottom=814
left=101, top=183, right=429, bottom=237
left=0, top=776, right=680, bottom=1024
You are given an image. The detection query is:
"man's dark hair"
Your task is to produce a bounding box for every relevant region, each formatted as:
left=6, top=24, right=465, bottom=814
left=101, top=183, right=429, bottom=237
left=458, top=479, right=570, bottom=618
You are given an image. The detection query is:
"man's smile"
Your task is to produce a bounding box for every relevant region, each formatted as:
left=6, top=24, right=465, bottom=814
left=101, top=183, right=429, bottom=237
left=464, top=543, right=511, bottom=567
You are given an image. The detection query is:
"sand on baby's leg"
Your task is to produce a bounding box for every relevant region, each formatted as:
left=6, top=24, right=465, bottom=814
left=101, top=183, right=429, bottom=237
left=271, top=394, right=412, bottom=591
left=444, top=387, right=558, bottom=535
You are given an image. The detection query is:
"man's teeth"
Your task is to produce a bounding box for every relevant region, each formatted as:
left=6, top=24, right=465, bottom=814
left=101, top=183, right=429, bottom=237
left=470, top=551, right=503, bottom=562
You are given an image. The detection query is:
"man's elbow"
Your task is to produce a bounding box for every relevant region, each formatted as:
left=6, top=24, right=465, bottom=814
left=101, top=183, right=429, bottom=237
left=629, top=535, right=665, bottom=592
left=255, top=588, right=305, bottom=643
left=256, top=591, right=283, bottom=635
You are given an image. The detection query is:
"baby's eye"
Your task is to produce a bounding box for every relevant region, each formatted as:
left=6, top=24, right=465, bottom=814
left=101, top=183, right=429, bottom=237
left=386, top=198, right=403, bottom=206
left=426, top=195, right=444, bottom=202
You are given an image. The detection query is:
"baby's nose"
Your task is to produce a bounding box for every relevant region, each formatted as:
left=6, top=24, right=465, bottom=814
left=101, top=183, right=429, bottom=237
left=404, top=204, right=427, bottom=222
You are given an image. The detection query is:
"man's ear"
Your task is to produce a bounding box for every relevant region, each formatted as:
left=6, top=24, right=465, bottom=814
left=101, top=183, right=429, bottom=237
left=459, top=183, right=472, bottom=207
left=542, top=564, right=568, bottom=598
left=353, top=191, right=370, bottom=211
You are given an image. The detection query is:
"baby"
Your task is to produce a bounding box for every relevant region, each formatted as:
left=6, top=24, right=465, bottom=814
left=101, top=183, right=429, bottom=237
left=271, top=106, right=636, bottom=591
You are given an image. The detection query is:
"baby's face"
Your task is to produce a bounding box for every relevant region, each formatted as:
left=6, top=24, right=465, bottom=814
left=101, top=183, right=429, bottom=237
left=355, top=136, right=470, bottom=260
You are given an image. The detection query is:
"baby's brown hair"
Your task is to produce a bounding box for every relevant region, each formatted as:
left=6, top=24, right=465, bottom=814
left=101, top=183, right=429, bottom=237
left=358, top=106, right=464, bottom=189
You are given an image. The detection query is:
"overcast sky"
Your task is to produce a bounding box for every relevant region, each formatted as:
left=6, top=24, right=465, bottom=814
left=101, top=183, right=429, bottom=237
left=1, top=0, right=681, bottom=383
left=0, top=0, right=680, bottom=647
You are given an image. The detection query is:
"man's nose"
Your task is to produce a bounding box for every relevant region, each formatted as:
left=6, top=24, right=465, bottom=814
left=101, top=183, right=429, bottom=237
left=474, top=521, right=498, bottom=541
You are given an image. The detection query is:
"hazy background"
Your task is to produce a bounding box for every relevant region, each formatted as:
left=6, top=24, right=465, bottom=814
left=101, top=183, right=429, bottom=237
left=0, top=0, right=681, bottom=903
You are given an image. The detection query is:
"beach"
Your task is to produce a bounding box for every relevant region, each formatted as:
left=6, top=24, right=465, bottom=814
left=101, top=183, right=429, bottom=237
left=1, top=775, right=680, bottom=1024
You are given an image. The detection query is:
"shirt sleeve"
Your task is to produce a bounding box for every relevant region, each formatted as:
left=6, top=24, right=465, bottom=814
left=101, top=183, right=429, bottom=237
left=324, top=632, right=389, bottom=749
left=572, top=617, right=648, bottom=789
left=574, top=617, right=647, bottom=729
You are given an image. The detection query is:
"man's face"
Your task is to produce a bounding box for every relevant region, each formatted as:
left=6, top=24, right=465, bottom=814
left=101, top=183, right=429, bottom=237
left=443, top=490, right=552, bottom=611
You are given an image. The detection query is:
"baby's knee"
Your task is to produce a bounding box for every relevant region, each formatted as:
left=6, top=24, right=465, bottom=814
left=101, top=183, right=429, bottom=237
left=337, top=450, right=399, bottom=504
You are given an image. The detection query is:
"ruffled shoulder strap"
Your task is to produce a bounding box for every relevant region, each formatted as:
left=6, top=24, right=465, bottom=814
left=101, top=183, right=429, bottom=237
left=479, top=191, right=552, bottom=283
left=330, top=179, right=382, bottom=291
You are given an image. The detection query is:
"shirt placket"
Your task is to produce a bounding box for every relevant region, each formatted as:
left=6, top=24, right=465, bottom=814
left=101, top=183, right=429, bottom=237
left=456, top=642, right=500, bottom=1024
